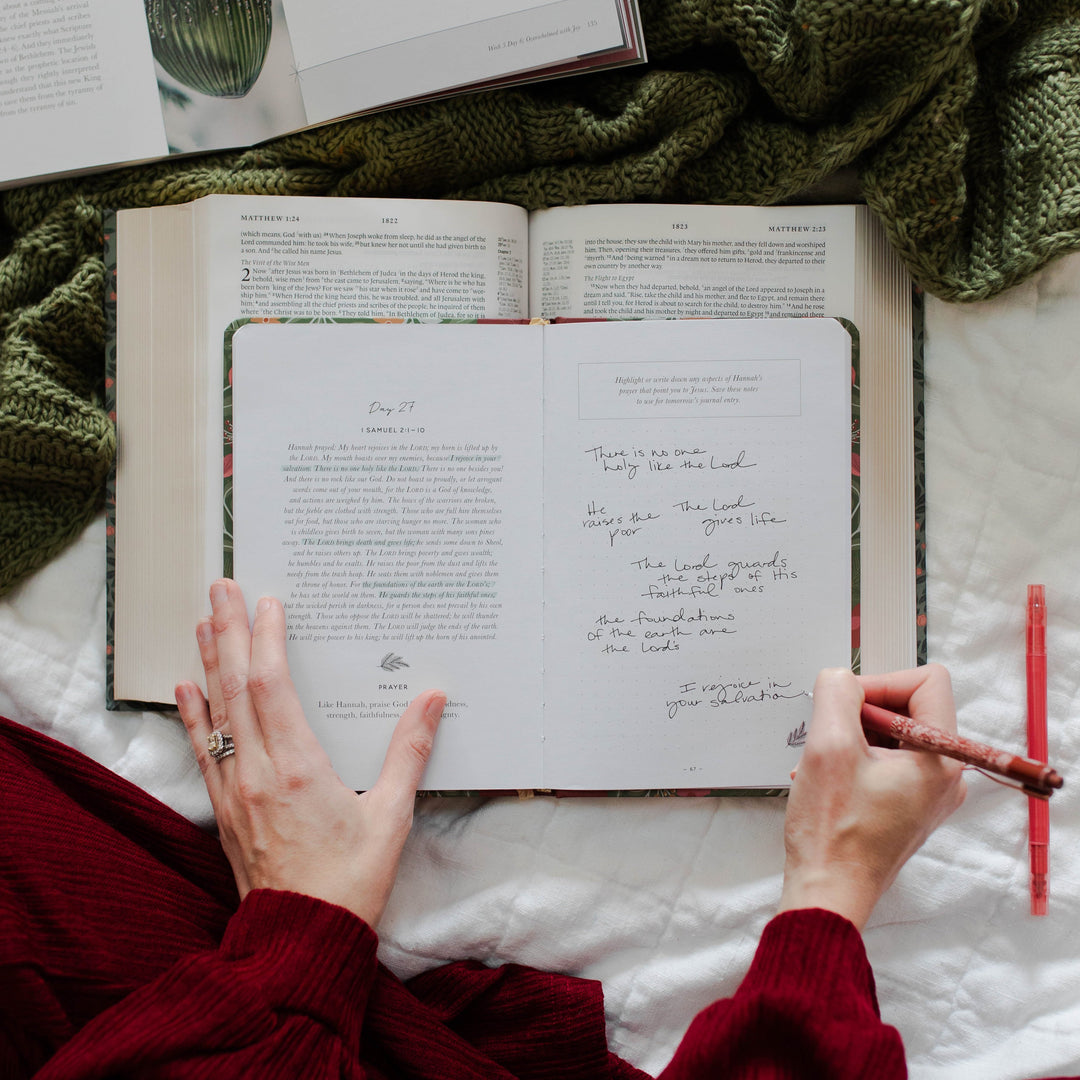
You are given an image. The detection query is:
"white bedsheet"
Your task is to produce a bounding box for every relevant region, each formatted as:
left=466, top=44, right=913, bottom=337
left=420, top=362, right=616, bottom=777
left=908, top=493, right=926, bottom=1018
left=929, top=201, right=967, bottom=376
left=3, top=251, right=1080, bottom=1078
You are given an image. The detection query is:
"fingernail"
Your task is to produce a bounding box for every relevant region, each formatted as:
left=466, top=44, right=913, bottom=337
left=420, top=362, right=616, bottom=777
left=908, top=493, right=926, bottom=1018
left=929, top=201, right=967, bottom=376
left=425, top=691, right=447, bottom=720
left=196, top=618, right=214, bottom=644
left=210, top=581, right=228, bottom=608
left=256, top=596, right=272, bottom=615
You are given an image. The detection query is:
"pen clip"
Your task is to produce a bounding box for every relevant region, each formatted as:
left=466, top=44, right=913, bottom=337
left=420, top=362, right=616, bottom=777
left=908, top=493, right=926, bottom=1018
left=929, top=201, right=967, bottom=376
left=1022, top=784, right=1053, bottom=801
left=966, top=765, right=1053, bottom=800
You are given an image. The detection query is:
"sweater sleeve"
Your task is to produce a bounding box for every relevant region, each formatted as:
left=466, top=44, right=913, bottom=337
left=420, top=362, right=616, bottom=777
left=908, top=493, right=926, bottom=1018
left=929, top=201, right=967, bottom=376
left=33, top=890, right=378, bottom=1080
left=659, top=908, right=908, bottom=1080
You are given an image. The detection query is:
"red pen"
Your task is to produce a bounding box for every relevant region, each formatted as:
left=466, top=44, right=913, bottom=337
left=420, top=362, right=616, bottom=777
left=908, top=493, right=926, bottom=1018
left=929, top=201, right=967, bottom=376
left=1027, top=585, right=1049, bottom=915
left=858, top=702, right=1062, bottom=797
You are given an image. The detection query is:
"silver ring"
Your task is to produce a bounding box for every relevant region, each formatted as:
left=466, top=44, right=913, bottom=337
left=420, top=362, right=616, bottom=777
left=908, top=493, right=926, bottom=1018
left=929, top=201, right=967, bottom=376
left=207, top=731, right=235, bottom=762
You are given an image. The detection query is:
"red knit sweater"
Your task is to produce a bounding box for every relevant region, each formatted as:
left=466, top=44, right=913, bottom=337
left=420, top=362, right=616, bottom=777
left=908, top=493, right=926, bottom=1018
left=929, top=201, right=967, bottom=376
left=0, top=716, right=908, bottom=1078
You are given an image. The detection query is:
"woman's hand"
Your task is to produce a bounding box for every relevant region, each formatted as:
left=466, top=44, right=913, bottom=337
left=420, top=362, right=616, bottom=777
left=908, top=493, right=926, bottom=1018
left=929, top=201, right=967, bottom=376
left=174, top=578, right=445, bottom=928
left=777, top=665, right=967, bottom=931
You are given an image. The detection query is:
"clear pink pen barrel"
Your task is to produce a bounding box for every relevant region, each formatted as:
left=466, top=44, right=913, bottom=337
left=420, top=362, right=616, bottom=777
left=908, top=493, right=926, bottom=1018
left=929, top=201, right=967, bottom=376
left=1027, top=585, right=1048, bottom=916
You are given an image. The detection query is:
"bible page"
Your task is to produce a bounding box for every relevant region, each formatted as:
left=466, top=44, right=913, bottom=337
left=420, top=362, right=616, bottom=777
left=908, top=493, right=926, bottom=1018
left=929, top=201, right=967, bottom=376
left=229, top=321, right=544, bottom=791
left=540, top=318, right=853, bottom=790
left=528, top=203, right=857, bottom=320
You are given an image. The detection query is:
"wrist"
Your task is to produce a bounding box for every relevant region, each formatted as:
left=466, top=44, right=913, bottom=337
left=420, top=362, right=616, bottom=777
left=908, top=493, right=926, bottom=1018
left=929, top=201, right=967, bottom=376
left=777, top=865, right=879, bottom=932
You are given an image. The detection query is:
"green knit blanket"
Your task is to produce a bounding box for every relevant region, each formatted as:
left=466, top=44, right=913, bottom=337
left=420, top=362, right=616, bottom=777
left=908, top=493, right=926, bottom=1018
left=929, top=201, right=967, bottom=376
left=2, top=0, right=1079, bottom=596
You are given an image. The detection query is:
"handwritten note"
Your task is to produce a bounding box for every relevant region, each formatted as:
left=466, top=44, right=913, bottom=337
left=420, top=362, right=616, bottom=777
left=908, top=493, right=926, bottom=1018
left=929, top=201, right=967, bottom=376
left=541, top=317, right=852, bottom=789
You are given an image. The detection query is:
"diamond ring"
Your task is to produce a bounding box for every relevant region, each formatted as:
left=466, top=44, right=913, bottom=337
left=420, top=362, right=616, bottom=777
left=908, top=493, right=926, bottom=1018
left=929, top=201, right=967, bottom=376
left=207, top=731, right=235, bottom=762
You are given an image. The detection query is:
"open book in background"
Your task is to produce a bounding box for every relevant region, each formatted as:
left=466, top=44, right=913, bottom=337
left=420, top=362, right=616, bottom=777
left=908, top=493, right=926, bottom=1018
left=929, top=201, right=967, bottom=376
left=109, top=197, right=917, bottom=790
left=0, top=0, right=643, bottom=188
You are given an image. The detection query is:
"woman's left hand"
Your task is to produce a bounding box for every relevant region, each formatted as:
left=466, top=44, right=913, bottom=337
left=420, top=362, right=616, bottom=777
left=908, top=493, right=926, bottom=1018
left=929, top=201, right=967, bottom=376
left=175, top=578, right=445, bottom=928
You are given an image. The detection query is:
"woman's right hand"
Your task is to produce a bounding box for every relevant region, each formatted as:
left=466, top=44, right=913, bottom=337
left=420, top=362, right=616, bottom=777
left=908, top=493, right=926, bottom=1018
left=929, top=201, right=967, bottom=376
left=777, top=665, right=967, bottom=931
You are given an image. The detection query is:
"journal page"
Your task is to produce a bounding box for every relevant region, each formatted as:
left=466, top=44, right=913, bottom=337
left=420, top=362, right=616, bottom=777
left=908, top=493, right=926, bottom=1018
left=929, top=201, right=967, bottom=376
left=540, top=318, right=853, bottom=790
left=229, top=321, right=544, bottom=791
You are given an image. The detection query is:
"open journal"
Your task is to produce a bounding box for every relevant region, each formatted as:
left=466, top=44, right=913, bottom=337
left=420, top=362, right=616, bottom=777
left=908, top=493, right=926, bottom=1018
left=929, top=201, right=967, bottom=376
left=219, top=317, right=853, bottom=791
left=110, top=197, right=917, bottom=790
left=1, top=0, right=642, bottom=187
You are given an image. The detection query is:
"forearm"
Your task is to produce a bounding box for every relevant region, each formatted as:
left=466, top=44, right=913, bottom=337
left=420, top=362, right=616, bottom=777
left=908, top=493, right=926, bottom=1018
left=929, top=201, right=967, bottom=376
left=659, top=909, right=907, bottom=1080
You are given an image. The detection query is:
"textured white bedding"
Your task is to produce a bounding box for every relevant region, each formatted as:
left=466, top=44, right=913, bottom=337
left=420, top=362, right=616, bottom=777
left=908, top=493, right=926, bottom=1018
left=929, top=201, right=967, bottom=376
left=2, top=250, right=1079, bottom=1078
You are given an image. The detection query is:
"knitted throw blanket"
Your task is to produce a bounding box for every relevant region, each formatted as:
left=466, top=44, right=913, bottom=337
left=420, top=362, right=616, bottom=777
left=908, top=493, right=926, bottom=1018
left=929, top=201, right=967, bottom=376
left=1, top=0, right=1078, bottom=596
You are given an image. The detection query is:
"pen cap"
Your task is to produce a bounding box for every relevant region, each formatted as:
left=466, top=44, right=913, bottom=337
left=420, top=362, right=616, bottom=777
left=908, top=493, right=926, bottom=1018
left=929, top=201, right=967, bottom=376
left=1027, top=584, right=1046, bottom=655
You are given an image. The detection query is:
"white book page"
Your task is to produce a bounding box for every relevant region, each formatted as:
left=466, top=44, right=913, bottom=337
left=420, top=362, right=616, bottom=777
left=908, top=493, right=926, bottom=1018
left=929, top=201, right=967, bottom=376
left=0, top=0, right=165, bottom=184
left=230, top=322, right=544, bottom=791
left=540, top=319, right=853, bottom=790
left=194, top=195, right=530, bottom=681
left=283, top=0, right=626, bottom=123
left=528, top=203, right=857, bottom=320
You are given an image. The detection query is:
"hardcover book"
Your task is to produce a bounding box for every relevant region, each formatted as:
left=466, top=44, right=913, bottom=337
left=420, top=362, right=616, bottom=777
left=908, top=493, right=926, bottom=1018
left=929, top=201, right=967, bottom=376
left=108, top=197, right=919, bottom=792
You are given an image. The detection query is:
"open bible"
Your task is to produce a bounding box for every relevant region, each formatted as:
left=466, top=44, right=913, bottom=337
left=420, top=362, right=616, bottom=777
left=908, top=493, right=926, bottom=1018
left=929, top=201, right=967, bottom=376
left=110, top=197, right=917, bottom=791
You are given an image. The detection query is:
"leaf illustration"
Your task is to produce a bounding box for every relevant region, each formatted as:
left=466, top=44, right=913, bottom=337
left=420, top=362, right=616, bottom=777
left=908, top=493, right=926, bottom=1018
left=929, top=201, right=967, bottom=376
left=786, top=721, right=807, bottom=748
left=379, top=652, right=410, bottom=672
